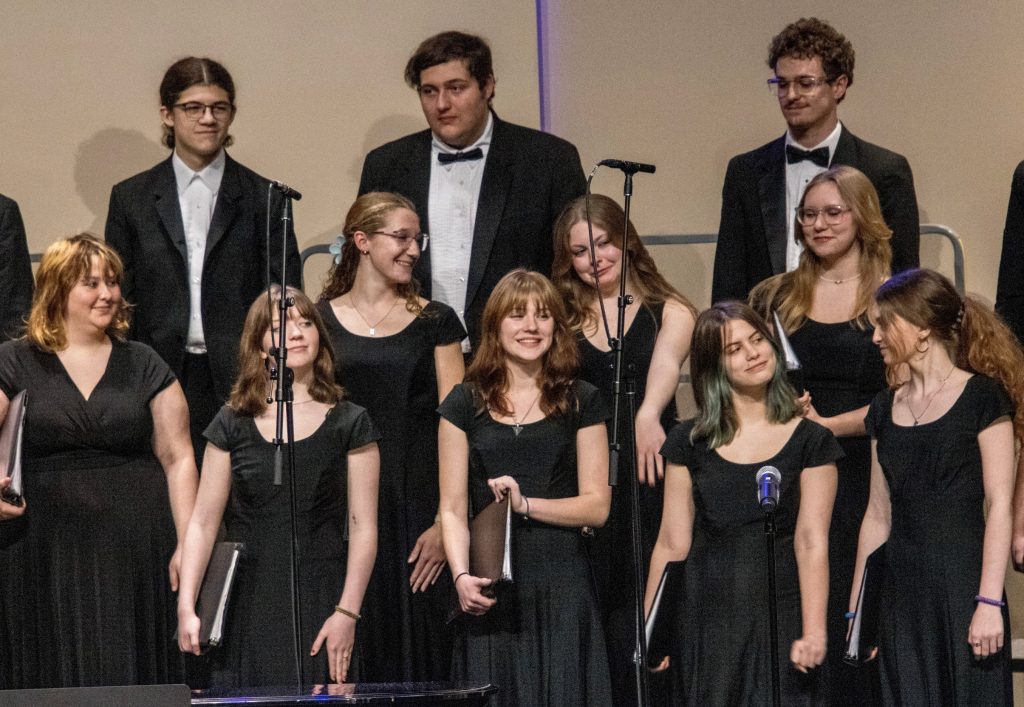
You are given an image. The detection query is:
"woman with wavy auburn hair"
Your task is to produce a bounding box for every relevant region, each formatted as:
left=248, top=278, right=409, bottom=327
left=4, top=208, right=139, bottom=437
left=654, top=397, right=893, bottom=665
left=438, top=269, right=613, bottom=706
left=851, top=268, right=1021, bottom=704
left=646, top=301, right=840, bottom=706
left=0, top=233, right=198, bottom=688
left=177, top=286, right=380, bottom=687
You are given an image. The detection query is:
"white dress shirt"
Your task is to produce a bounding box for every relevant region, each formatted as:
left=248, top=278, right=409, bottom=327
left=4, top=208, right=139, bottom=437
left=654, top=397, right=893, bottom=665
left=172, top=149, right=225, bottom=353
left=428, top=113, right=494, bottom=351
left=784, top=122, right=842, bottom=271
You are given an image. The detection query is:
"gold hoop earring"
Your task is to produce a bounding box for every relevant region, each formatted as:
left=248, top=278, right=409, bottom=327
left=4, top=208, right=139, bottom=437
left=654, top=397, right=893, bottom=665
left=915, top=338, right=929, bottom=354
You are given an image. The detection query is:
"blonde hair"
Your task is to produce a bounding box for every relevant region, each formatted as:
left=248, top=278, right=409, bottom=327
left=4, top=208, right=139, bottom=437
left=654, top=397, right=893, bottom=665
left=28, top=233, right=130, bottom=352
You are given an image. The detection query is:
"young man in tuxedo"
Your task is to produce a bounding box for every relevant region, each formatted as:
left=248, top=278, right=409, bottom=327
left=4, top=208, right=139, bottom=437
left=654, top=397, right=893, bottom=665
left=0, top=194, right=33, bottom=341
left=358, top=31, right=585, bottom=352
left=712, top=17, right=919, bottom=303
left=105, top=57, right=300, bottom=462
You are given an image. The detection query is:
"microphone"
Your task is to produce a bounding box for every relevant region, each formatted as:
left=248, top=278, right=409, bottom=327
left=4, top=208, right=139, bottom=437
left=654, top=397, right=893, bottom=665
left=271, top=180, right=303, bottom=201
left=598, top=159, right=656, bottom=175
left=756, top=466, right=781, bottom=513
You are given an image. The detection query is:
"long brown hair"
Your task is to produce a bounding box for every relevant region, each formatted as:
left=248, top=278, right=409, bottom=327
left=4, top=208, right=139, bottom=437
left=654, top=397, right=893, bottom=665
left=318, top=192, right=423, bottom=316
left=749, top=165, right=891, bottom=332
left=874, top=269, right=1024, bottom=438
left=466, top=269, right=578, bottom=417
left=552, top=194, right=697, bottom=332
left=28, top=233, right=131, bottom=352
left=230, top=285, right=344, bottom=416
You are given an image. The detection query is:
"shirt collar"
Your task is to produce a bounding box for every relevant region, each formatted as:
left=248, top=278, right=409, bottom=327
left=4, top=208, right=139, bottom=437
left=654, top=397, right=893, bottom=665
left=172, top=149, right=226, bottom=196
left=432, top=112, right=494, bottom=157
left=785, top=121, right=843, bottom=159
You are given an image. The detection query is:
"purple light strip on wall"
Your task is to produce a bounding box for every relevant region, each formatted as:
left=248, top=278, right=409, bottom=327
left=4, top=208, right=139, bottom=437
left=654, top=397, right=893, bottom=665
left=535, top=0, right=550, bottom=132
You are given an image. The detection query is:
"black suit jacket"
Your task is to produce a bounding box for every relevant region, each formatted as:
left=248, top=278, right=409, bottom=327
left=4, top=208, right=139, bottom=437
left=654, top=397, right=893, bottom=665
left=712, top=126, right=919, bottom=303
left=358, top=114, right=585, bottom=347
left=996, top=160, right=1024, bottom=344
left=0, top=194, right=33, bottom=341
left=105, top=154, right=301, bottom=400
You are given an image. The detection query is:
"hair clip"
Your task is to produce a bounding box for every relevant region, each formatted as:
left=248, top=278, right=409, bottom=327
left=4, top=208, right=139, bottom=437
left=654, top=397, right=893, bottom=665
left=329, top=235, right=345, bottom=265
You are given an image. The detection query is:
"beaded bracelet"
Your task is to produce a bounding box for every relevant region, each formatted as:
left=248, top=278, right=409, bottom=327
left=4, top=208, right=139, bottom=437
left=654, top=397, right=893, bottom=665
left=335, top=605, right=361, bottom=621
left=975, top=594, right=1006, bottom=607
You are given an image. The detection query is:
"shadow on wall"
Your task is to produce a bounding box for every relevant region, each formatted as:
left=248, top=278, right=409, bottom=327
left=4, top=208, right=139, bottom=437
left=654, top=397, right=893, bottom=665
left=75, top=128, right=167, bottom=235
left=346, top=113, right=425, bottom=186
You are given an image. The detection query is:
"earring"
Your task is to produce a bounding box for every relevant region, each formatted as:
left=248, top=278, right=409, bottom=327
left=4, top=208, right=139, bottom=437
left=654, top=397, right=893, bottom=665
left=915, top=338, right=929, bottom=354
left=361, top=250, right=369, bottom=255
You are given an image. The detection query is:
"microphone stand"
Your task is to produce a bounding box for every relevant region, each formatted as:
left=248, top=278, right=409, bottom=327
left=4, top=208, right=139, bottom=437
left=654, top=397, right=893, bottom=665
left=265, top=186, right=304, bottom=692
left=763, top=508, right=781, bottom=707
left=590, top=163, right=650, bottom=707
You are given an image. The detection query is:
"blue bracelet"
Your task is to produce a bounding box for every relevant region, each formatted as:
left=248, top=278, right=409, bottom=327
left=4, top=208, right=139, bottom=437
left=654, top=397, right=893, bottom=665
left=843, top=611, right=857, bottom=620
left=975, top=594, right=1006, bottom=607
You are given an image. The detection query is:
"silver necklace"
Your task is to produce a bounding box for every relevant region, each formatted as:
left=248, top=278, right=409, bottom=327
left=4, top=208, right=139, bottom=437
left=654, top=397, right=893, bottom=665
left=348, top=294, right=400, bottom=336
left=510, top=392, right=541, bottom=436
left=817, top=272, right=862, bottom=285
left=905, top=365, right=956, bottom=425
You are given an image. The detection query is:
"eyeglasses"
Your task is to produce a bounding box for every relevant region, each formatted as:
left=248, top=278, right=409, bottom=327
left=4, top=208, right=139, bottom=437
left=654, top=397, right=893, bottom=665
left=174, top=101, right=234, bottom=121
left=767, top=75, right=832, bottom=97
left=796, top=205, right=852, bottom=227
left=372, top=230, right=429, bottom=251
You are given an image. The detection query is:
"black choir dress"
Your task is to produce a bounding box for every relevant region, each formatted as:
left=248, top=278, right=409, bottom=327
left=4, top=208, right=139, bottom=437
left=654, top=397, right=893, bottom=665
left=204, top=400, right=379, bottom=687
left=865, top=375, right=1013, bottom=705
left=660, top=418, right=843, bottom=707
left=317, top=299, right=466, bottom=682
left=787, top=318, right=885, bottom=702
left=577, top=302, right=675, bottom=705
left=439, top=381, right=613, bottom=707
left=0, top=339, right=182, bottom=688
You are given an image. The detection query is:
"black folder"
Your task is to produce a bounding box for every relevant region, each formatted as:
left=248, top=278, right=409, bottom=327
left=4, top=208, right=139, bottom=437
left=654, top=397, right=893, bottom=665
left=844, top=542, right=886, bottom=665
left=447, top=496, right=513, bottom=622
left=0, top=390, right=26, bottom=505
left=644, top=560, right=686, bottom=666
left=192, top=541, right=245, bottom=650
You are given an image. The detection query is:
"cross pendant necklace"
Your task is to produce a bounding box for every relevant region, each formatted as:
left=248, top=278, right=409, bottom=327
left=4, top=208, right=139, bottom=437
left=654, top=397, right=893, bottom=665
left=510, top=392, right=541, bottom=436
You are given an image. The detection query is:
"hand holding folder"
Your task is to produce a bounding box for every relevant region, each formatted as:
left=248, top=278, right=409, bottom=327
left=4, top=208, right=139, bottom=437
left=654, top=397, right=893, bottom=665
left=0, top=390, right=27, bottom=509
left=448, top=496, right=514, bottom=621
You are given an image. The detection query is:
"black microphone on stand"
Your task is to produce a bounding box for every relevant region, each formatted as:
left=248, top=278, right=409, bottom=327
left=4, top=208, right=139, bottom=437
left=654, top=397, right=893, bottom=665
left=271, top=181, right=303, bottom=201
left=756, top=465, right=781, bottom=513
left=598, top=159, right=656, bottom=175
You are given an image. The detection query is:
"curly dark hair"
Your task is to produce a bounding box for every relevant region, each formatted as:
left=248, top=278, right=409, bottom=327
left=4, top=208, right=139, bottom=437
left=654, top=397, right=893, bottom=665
left=767, top=18, right=855, bottom=92
left=404, top=31, right=494, bottom=93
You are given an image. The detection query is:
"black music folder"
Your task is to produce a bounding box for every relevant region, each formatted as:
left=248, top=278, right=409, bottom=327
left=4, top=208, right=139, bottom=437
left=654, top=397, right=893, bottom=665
left=193, top=541, right=245, bottom=650
left=447, top=496, right=513, bottom=622
left=0, top=390, right=26, bottom=505
left=645, top=560, right=686, bottom=666
left=844, top=543, right=886, bottom=665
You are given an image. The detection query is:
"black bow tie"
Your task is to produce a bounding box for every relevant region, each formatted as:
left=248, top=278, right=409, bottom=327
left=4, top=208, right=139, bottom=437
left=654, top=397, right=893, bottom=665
left=785, top=145, right=830, bottom=168
left=437, top=147, right=484, bottom=165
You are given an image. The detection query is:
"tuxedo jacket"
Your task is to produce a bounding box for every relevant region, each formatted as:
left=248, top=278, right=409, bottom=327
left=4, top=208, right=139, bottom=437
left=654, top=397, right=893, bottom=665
left=105, top=154, right=301, bottom=400
left=358, top=113, right=585, bottom=348
left=712, top=126, right=920, bottom=303
left=0, top=194, right=33, bottom=341
left=996, top=160, right=1024, bottom=344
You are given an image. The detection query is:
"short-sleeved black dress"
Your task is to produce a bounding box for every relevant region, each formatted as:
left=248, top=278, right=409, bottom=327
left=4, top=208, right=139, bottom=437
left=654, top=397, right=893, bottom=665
left=660, top=417, right=843, bottom=706
left=203, top=400, right=379, bottom=688
left=865, top=375, right=1013, bottom=705
left=438, top=381, right=613, bottom=707
left=788, top=318, right=886, bottom=702
left=578, top=302, right=676, bottom=705
left=317, top=299, right=466, bottom=682
left=0, top=338, right=181, bottom=688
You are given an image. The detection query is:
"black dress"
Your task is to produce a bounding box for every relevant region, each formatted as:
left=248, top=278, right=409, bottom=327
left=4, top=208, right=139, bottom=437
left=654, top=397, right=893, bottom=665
left=577, top=302, right=675, bottom=705
left=317, top=299, right=466, bottom=682
left=787, top=318, right=885, bottom=702
left=0, top=339, right=181, bottom=688
left=439, top=381, right=613, bottom=707
left=865, top=375, right=1013, bottom=705
left=204, top=401, right=379, bottom=688
left=660, top=418, right=843, bottom=707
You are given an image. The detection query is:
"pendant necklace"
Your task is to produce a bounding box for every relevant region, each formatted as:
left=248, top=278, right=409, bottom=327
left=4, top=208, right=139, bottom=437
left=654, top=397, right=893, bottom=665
left=349, top=295, right=400, bottom=336
left=510, top=391, right=541, bottom=436
left=905, top=364, right=956, bottom=425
